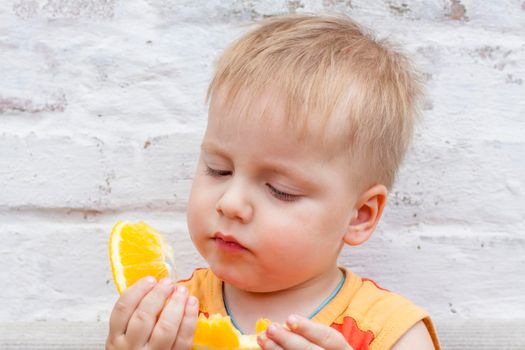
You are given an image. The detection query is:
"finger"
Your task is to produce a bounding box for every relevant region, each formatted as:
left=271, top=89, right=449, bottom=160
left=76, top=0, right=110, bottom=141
left=148, top=285, right=189, bottom=349
left=108, top=276, right=157, bottom=336
left=258, top=332, right=284, bottom=350
left=125, top=277, right=175, bottom=346
left=265, top=323, right=322, bottom=350
left=285, top=315, right=351, bottom=350
left=171, top=294, right=199, bottom=350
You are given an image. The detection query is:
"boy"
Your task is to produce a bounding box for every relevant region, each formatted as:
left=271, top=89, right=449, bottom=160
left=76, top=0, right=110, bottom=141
left=106, top=14, right=440, bottom=350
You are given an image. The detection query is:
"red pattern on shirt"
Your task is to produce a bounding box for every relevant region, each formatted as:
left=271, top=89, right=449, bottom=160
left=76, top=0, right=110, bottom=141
left=361, top=277, right=390, bottom=292
left=331, top=316, right=375, bottom=350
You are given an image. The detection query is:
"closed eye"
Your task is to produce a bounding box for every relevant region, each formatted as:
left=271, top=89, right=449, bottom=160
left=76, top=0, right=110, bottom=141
left=205, top=165, right=300, bottom=202
left=266, top=183, right=301, bottom=202
left=205, top=166, right=232, bottom=177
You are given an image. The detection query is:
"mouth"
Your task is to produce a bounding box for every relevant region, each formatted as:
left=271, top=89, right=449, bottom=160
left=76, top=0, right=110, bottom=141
left=213, top=232, right=247, bottom=253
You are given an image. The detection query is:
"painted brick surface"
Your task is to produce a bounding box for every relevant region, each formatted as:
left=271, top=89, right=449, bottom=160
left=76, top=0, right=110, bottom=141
left=1, top=0, right=524, bottom=323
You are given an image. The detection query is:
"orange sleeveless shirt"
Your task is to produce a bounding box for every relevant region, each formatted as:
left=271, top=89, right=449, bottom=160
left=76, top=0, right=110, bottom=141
left=179, top=267, right=440, bottom=350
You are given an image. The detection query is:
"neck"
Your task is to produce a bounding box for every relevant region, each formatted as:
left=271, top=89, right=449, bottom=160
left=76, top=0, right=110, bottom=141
left=223, top=266, right=343, bottom=334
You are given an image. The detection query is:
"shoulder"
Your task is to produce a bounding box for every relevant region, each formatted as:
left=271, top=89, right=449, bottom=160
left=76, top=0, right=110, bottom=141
left=391, top=320, right=436, bottom=350
left=334, top=270, right=440, bottom=350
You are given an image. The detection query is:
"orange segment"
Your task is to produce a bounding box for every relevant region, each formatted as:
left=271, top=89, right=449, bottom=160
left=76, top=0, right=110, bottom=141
left=255, top=318, right=271, bottom=334
left=193, top=313, right=272, bottom=350
left=194, top=314, right=240, bottom=348
left=109, top=221, right=175, bottom=294
left=193, top=314, right=212, bottom=345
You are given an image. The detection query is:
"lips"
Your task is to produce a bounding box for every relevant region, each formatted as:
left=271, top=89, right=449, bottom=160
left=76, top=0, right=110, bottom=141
left=213, top=232, right=247, bottom=252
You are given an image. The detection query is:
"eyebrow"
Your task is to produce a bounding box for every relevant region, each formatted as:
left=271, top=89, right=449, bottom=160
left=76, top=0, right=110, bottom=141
left=200, top=141, right=317, bottom=188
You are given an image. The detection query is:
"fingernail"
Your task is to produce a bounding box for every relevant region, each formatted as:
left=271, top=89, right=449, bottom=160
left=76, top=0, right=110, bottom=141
left=267, top=324, right=278, bottom=335
left=145, top=276, right=156, bottom=284
left=287, top=315, right=299, bottom=330
left=178, top=285, right=187, bottom=295
left=160, top=277, right=173, bottom=286
left=187, top=296, right=197, bottom=305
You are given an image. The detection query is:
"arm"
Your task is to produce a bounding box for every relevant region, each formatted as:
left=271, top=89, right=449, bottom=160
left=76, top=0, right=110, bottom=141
left=391, top=321, right=435, bottom=350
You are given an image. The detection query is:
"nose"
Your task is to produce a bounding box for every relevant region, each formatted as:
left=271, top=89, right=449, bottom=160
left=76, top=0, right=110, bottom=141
left=215, top=180, right=253, bottom=224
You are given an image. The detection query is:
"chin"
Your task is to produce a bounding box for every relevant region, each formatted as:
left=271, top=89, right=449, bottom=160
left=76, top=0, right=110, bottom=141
left=210, top=262, right=240, bottom=284
left=212, top=264, right=284, bottom=293
left=209, top=263, right=256, bottom=290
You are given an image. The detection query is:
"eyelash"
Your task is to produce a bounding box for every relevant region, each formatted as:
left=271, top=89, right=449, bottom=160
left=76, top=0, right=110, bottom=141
left=205, top=166, right=300, bottom=202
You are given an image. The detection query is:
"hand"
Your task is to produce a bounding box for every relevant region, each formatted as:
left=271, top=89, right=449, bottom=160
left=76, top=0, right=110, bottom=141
left=258, top=314, right=353, bottom=350
left=106, top=276, right=199, bottom=350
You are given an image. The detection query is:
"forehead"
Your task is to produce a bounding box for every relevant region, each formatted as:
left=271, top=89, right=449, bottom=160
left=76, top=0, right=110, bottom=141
left=207, top=86, right=349, bottom=160
left=205, top=103, right=315, bottom=165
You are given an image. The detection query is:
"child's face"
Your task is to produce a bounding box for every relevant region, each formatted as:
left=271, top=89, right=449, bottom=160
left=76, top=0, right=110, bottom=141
left=187, top=89, right=358, bottom=293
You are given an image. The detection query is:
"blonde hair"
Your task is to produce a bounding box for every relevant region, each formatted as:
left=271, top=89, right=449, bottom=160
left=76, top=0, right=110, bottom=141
left=207, top=13, right=422, bottom=190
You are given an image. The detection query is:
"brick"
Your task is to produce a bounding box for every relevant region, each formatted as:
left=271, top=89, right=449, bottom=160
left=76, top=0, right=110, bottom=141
left=0, top=132, right=199, bottom=210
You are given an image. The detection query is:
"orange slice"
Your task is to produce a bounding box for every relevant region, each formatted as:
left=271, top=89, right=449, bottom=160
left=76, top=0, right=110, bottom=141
left=193, top=313, right=271, bottom=350
left=109, top=221, right=175, bottom=294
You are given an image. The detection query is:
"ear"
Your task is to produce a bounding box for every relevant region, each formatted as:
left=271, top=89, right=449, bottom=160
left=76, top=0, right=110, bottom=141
left=343, top=184, right=388, bottom=246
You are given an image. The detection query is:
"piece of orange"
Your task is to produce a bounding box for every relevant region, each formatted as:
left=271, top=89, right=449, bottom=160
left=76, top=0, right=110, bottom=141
left=109, top=221, right=175, bottom=294
left=193, top=313, right=272, bottom=350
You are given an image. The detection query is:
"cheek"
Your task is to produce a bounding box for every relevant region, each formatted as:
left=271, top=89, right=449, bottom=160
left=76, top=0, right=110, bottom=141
left=256, top=201, right=344, bottom=253
left=187, top=177, right=212, bottom=235
left=186, top=199, right=199, bottom=233
left=256, top=204, right=318, bottom=251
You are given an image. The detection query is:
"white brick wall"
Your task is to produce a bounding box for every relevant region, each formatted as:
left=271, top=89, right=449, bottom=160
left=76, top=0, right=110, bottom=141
left=1, top=0, right=524, bottom=323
